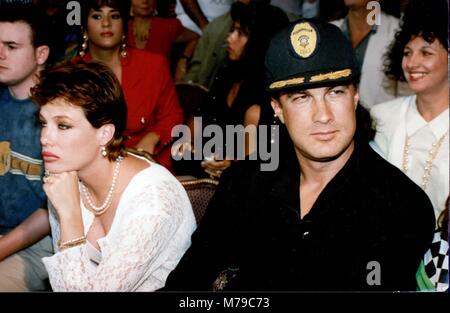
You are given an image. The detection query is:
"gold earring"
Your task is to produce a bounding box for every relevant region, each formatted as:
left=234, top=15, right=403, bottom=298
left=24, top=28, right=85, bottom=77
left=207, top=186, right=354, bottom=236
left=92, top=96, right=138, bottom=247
left=79, top=32, right=88, bottom=57
left=101, top=146, right=108, bottom=157
left=120, top=35, right=128, bottom=58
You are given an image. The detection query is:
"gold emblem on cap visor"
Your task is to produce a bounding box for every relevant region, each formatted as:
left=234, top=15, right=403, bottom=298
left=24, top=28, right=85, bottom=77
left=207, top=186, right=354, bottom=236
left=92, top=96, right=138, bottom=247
left=310, top=69, right=352, bottom=82
left=269, top=77, right=305, bottom=89
left=290, top=22, right=317, bottom=58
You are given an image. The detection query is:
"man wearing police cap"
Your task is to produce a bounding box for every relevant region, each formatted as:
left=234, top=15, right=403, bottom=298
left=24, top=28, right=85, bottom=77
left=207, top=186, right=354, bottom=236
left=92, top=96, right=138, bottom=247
left=164, top=20, right=435, bottom=291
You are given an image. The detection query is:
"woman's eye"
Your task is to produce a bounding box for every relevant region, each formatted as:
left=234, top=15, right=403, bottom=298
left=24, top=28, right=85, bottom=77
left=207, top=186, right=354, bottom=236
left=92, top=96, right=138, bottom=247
left=90, top=14, right=101, bottom=20
left=111, top=14, right=121, bottom=20
left=58, top=124, right=71, bottom=130
left=40, top=121, right=47, bottom=127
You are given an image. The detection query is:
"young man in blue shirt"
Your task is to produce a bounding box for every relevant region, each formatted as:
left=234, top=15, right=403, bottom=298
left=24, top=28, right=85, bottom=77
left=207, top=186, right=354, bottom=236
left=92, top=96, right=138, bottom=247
left=0, top=4, right=53, bottom=291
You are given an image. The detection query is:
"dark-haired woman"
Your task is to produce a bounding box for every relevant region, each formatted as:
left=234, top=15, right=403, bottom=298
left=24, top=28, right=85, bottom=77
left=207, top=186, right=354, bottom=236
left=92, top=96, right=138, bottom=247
left=187, top=1, right=288, bottom=178
left=74, top=0, right=183, bottom=171
left=370, top=0, right=448, bottom=222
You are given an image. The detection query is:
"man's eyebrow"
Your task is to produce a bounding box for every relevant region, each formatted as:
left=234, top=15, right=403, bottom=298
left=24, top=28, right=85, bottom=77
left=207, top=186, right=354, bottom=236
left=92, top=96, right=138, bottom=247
left=286, top=90, right=308, bottom=98
left=1, top=40, right=20, bottom=45
left=327, top=84, right=350, bottom=90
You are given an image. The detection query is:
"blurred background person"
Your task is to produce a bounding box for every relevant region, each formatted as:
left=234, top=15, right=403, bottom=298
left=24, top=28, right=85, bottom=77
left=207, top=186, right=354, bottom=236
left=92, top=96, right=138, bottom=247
left=331, top=0, right=411, bottom=109
left=174, top=1, right=288, bottom=178
left=184, top=0, right=288, bottom=90
left=175, top=0, right=234, bottom=35
left=127, top=0, right=199, bottom=82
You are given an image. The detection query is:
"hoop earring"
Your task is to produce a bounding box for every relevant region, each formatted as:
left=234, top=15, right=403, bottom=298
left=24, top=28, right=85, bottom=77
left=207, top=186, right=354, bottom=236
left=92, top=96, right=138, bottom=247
left=101, top=146, right=108, bottom=157
left=120, top=35, right=128, bottom=58
left=79, top=32, right=88, bottom=57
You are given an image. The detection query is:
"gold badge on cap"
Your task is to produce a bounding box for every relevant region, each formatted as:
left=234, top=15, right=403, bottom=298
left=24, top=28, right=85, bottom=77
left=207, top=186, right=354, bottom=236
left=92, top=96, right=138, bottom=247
left=290, top=22, right=317, bottom=58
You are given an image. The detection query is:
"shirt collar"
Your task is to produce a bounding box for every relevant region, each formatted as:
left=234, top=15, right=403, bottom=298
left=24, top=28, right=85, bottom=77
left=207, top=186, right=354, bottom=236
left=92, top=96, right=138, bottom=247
left=406, top=95, right=449, bottom=138
left=266, top=140, right=364, bottom=219
left=342, top=16, right=378, bottom=38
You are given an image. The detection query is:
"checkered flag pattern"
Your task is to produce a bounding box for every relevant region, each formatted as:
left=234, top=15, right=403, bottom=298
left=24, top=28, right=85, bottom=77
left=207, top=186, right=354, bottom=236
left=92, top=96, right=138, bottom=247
left=423, top=232, right=449, bottom=292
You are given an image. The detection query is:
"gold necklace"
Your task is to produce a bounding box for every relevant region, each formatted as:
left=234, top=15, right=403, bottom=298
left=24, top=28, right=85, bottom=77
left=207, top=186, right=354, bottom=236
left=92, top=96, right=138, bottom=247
left=402, top=131, right=448, bottom=190
left=80, top=156, right=123, bottom=216
left=133, top=18, right=152, bottom=46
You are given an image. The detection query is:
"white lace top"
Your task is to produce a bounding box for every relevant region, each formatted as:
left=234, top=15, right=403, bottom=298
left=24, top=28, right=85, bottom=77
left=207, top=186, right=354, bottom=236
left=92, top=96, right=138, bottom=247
left=42, top=160, right=196, bottom=291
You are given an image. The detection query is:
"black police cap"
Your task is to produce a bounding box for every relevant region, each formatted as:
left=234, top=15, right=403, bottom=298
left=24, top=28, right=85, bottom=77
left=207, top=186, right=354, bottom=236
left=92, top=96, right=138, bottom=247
left=265, top=19, right=359, bottom=92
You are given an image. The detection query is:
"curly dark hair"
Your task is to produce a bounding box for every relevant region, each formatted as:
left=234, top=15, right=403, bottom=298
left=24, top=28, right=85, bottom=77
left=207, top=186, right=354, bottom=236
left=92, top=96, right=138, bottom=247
left=384, top=0, right=448, bottom=82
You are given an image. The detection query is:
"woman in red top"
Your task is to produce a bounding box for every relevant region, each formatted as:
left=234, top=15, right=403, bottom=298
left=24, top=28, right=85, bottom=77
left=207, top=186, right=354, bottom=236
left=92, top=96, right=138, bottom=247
left=75, top=0, right=183, bottom=170
left=127, top=0, right=199, bottom=82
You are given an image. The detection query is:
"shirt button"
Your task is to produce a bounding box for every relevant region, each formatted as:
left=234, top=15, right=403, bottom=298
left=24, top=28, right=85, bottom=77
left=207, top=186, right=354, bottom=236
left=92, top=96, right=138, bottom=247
left=140, top=117, right=146, bottom=124
left=302, top=231, right=310, bottom=239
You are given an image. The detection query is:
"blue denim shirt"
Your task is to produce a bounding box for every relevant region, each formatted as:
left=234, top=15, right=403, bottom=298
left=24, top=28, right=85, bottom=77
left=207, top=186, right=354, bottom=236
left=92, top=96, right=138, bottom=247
left=0, top=87, right=46, bottom=234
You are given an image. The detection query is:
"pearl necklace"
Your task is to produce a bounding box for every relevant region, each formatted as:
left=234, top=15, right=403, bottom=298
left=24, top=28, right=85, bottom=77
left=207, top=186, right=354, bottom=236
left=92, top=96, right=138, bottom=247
left=402, top=131, right=448, bottom=190
left=80, top=156, right=123, bottom=216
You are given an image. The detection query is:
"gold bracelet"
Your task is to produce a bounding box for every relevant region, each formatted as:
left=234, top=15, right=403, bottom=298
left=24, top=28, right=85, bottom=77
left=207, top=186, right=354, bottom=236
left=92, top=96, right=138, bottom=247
left=58, top=235, right=87, bottom=251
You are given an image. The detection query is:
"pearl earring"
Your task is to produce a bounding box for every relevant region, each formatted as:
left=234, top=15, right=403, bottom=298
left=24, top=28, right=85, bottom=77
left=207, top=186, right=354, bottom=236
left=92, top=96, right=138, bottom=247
left=101, top=146, right=107, bottom=157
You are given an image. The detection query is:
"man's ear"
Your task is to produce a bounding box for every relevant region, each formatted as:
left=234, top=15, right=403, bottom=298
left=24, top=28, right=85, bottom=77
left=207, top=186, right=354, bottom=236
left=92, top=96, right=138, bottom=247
left=35, top=45, right=50, bottom=65
left=271, top=98, right=285, bottom=124
left=97, top=124, right=116, bottom=146
left=353, top=90, right=360, bottom=110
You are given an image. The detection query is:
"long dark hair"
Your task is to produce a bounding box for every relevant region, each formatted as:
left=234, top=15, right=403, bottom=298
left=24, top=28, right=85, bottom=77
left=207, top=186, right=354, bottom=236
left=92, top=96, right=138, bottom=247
left=229, top=1, right=289, bottom=81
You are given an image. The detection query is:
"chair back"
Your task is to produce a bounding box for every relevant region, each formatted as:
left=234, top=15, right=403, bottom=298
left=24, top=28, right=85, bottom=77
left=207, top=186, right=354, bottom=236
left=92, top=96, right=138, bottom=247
left=175, top=82, right=209, bottom=124
left=177, top=176, right=219, bottom=224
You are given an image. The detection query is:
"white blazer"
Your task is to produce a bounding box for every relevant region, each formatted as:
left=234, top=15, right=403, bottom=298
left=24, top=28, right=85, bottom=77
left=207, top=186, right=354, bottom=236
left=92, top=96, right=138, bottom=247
left=370, top=95, right=449, bottom=221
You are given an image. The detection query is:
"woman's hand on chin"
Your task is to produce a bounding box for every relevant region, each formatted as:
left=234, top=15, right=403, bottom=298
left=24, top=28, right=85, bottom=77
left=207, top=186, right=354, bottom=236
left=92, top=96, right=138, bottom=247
left=43, top=171, right=81, bottom=219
